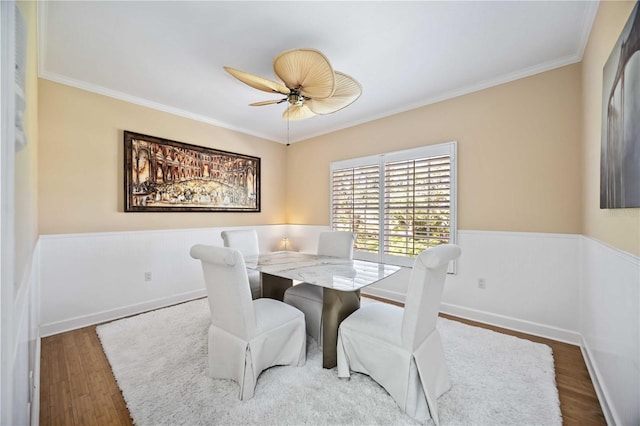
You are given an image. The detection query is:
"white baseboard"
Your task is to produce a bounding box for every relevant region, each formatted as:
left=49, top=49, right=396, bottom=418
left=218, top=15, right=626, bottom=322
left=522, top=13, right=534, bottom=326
left=40, top=289, right=207, bottom=337
left=580, top=338, right=616, bottom=426
left=439, top=302, right=581, bottom=345
left=361, top=287, right=405, bottom=304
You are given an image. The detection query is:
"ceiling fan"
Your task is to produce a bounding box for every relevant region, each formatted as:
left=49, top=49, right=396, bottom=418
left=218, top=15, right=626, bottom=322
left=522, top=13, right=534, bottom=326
left=224, top=48, right=362, bottom=121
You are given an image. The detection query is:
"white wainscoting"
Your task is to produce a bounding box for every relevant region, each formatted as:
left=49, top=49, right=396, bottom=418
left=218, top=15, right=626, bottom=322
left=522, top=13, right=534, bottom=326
left=10, top=244, right=39, bottom=426
left=38, top=224, right=310, bottom=336
left=365, top=230, right=582, bottom=344
left=40, top=227, right=581, bottom=343
left=579, top=236, right=639, bottom=426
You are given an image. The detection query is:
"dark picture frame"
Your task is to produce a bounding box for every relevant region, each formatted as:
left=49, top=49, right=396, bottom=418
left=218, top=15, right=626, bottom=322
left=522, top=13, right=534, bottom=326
left=601, top=2, right=640, bottom=209
left=124, top=131, right=260, bottom=212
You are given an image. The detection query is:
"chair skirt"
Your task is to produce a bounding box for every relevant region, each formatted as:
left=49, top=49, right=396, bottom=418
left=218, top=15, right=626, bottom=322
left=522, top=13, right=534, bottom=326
left=209, top=298, right=306, bottom=400
left=337, top=304, right=451, bottom=425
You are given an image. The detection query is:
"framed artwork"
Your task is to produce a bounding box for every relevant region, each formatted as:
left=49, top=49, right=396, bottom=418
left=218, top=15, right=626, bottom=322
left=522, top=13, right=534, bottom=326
left=601, top=2, right=640, bottom=209
left=124, top=131, right=260, bottom=212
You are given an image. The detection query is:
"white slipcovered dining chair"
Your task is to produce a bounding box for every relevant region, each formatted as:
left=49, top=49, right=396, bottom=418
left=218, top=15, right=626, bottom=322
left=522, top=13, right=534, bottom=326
left=283, top=231, right=356, bottom=347
left=221, top=229, right=261, bottom=299
left=190, top=244, right=306, bottom=400
left=337, top=244, right=461, bottom=426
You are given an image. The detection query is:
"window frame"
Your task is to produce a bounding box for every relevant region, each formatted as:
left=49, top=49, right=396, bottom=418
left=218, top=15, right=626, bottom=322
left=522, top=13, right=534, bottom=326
left=330, top=141, right=457, bottom=268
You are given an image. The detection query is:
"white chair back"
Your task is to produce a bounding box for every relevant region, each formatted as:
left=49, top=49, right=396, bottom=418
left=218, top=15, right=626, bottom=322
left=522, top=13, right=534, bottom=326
left=317, top=231, right=356, bottom=259
left=190, top=244, right=256, bottom=339
left=401, top=244, right=461, bottom=351
left=221, top=229, right=259, bottom=257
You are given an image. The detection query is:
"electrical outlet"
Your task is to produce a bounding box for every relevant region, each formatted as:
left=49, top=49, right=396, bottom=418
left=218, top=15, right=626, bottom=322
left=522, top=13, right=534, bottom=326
left=478, top=278, right=486, bottom=289
left=144, top=272, right=152, bottom=282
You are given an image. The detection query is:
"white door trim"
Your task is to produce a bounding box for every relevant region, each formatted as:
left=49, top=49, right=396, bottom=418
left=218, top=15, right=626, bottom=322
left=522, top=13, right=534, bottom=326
left=0, top=1, right=17, bottom=423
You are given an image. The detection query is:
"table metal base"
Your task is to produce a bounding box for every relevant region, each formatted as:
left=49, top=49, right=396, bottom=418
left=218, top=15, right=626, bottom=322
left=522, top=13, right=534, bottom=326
left=261, top=273, right=361, bottom=369
left=261, top=273, right=293, bottom=300
left=321, top=288, right=360, bottom=369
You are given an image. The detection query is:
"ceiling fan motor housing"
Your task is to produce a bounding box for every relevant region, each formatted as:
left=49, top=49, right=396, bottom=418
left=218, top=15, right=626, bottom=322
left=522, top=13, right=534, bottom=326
left=288, top=90, right=305, bottom=106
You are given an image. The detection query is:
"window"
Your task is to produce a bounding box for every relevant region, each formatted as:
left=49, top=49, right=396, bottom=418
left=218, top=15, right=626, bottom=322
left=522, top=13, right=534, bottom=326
left=331, top=142, right=456, bottom=267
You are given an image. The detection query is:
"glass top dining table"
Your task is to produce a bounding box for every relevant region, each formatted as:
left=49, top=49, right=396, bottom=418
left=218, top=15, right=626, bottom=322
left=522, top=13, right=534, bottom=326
left=244, top=251, right=402, bottom=291
left=244, top=251, right=403, bottom=368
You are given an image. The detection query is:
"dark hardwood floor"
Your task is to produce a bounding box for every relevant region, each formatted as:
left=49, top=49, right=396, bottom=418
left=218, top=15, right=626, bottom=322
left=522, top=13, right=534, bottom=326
left=40, top=325, right=132, bottom=426
left=39, top=297, right=606, bottom=425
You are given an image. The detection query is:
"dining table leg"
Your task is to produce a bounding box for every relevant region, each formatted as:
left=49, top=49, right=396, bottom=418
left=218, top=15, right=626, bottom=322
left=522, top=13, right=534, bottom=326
left=322, top=288, right=361, bottom=369
left=260, top=273, right=293, bottom=301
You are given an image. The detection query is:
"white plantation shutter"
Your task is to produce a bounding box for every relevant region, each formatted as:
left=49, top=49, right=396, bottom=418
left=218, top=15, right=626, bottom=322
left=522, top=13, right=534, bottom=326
left=331, top=142, right=456, bottom=266
left=331, top=164, right=380, bottom=253
left=384, top=155, right=451, bottom=257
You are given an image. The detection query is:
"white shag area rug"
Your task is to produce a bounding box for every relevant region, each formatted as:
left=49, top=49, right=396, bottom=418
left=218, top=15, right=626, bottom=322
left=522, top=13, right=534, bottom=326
left=97, top=298, right=561, bottom=425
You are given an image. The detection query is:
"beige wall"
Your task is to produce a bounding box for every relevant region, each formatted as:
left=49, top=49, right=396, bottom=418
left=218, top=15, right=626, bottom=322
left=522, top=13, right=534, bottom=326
left=14, top=1, right=39, bottom=285
left=581, top=0, right=639, bottom=256
left=38, top=80, right=287, bottom=234
left=37, top=4, right=640, bottom=256
left=286, top=64, right=583, bottom=234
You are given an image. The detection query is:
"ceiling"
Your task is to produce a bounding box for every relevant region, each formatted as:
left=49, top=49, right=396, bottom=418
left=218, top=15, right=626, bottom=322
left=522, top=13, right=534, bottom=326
left=38, top=1, right=599, bottom=144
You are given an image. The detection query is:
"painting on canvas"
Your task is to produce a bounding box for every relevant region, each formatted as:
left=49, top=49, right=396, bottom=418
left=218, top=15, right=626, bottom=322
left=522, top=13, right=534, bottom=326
left=124, top=131, right=260, bottom=212
left=601, top=3, right=640, bottom=209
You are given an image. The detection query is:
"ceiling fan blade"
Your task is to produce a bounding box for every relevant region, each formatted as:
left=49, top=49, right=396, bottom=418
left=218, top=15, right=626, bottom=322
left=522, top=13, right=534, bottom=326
left=249, top=99, right=287, bottom=106
left=273, top=48, right=335, bottom=100
left=306, top=71, right=362, bottom=115
left=282, top=104, right=316, bottom=121
left=224, top=67, right=290, bottom=95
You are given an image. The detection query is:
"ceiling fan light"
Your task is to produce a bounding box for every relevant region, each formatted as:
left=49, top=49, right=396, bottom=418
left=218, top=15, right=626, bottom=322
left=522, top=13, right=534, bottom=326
left=282, top=104, right=316, bottom=121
